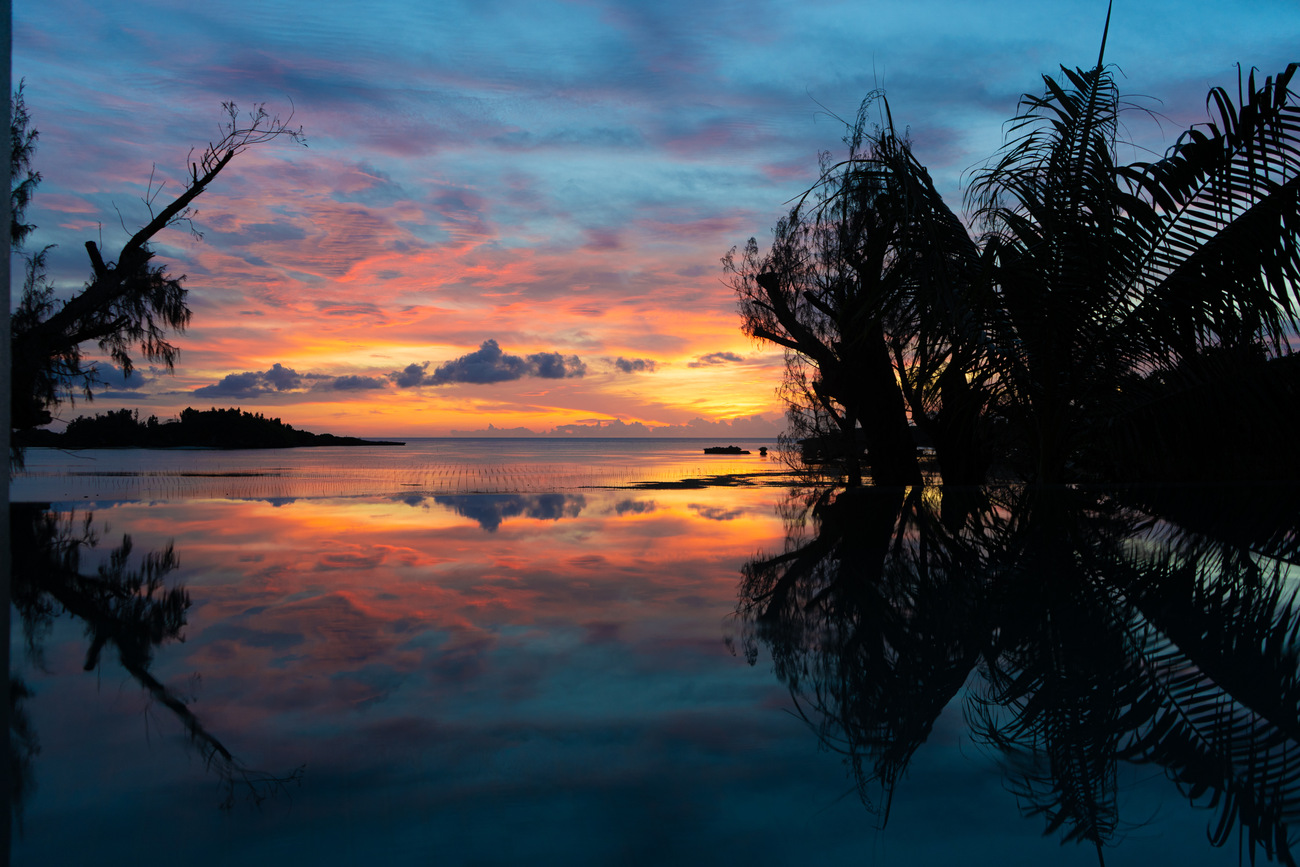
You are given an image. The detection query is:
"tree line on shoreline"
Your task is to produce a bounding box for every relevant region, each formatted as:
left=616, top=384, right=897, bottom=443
left=15, top=406, right=401, bottom=449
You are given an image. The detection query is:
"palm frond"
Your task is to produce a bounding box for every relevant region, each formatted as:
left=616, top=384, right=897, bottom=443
left=1126, top=64, right=1300, bottom=358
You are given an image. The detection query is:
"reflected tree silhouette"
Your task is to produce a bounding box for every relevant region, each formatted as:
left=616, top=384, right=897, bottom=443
left=9, top=504, right=303, bottom=818
left=734, top=484, right=1300, bottom=864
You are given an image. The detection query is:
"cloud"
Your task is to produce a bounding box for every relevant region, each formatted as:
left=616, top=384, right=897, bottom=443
left=195, top=364, right=387, bottom=398
left=613, top=357, right=657, bottom=374
left=88, top=362, right=152, bottom=393
left=688, top=352, right=744, bottom=368
left=392, top=340, right=586, bottom=387
left=428, top=339, right=528, bottom=384
left=549, top=418, right=654, bottom=436
left=446, top=423, right=539, bottom=436
left=527, top=351, right=584, bottom=380
left=669, top=415, right=782, bottom=436
left=390, top=362, right=431, bottom=388
left=194, top=363, right=304, bottom=398
left=449, top=414, right=781, bottom=438
left=263, top=362, right=303, bottom=391
left=324, top=375, right=387, bottom=391
left=489, top=126, right=643, bottom=151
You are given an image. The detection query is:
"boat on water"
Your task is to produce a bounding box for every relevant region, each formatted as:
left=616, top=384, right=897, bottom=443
left=703, top=445, right=750, bottom=455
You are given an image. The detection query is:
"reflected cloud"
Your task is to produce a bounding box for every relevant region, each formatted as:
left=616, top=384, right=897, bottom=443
left=613, top=498, right=657, bottom=515
left=689, top=503, right=742, bottom=521
left=432, top=493, right=587, bottom=531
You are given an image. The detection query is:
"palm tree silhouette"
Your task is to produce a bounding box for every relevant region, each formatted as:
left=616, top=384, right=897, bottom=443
left=732, top=3, right=1300, bottom=484
left=968, top=7, right=1300, bottom=482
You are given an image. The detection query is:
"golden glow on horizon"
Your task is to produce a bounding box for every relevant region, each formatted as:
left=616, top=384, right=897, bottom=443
left=54, top=147, right=788, bottom=436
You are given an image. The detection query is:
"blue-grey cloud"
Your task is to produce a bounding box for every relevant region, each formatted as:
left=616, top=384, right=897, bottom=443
left=263, top=362, right=303, bottom=391
left=450, top=414, right=780, bottom=437
left=391, top=362, right=430, bottom=388
left=205, top=219, right=307, bottom=247
left=431, top=340, right=527, bottom=384
left=89, top=362, right=151, bottom=392
left=325, top=375, right=387, bottom=391
left=688, top=352, right=744, bottom=368
left=196, top=364, right=387, bottom=398
left=550, top=419, right=654, bottom=436
left=393, top=340, right=586, bottom=387
left=527, top=350, right=584, bottom=380
left=614, top=357, right=656, bottom=374
left=194, top=363, right=304, bottom=398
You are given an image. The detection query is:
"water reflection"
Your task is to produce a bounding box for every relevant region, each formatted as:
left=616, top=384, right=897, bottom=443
left=19, top=481, right=1291, bottom=864
left=427, top=493, right=587, bottom=531
left=9, top=504, right=303, bottom=815
left=10, top=488, right=794, bottom=867
left=735, top=485, right=1300, bottom=863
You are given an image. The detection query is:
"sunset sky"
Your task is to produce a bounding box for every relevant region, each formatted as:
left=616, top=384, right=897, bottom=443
left=12, top=0, right=1299, bottom=436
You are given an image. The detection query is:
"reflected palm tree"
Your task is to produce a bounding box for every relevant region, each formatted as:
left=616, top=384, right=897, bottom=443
left=9, top=503, right=303, bottom=818
left=734, top=484, right=1300, bottom=863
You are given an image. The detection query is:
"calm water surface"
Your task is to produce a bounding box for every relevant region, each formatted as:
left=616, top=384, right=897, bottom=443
left=10, top=440, right=1294, bottom=865
left=11, top=437, right=783, bottom=501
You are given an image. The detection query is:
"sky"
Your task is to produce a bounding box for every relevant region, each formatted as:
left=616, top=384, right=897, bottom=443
left=12, top=0, right=1300, bottom=437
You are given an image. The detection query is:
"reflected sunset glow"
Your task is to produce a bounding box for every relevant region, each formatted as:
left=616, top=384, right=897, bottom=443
left=12, top=485, right=816, bottom=865
left=13, top=437, right=1293, bottom=864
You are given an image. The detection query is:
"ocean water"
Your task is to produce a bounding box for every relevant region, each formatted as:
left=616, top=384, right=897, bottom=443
left=8, top=441, right=1287, bottom=866
left=11, top=437, right=785, bottom=502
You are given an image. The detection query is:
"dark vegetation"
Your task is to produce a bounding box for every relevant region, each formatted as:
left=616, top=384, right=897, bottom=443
left=9, top=87, right=305, bottom=448
left=7, top=90, right=311, bottom=821
left=15, top=406, right=403, bottom=449
left=729, top=9, right=1300, bottom=485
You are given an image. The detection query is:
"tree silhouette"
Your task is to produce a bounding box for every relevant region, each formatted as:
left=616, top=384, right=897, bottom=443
left=9, top=99, right=305, bottom=438
left=968, top=16, right=1300, bottom=482
left=731, top=5, right=1300, bottom=484
left=726, top=103, right=990, bottom=487
left=10, top=81, right=40, bottom=250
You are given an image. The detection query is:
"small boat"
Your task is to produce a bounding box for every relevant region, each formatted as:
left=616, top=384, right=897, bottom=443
left=703, top=445, right=750, bottom=455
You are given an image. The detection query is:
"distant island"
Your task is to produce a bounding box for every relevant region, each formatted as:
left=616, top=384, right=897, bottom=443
left=16, top=407, right=404, bottom=449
